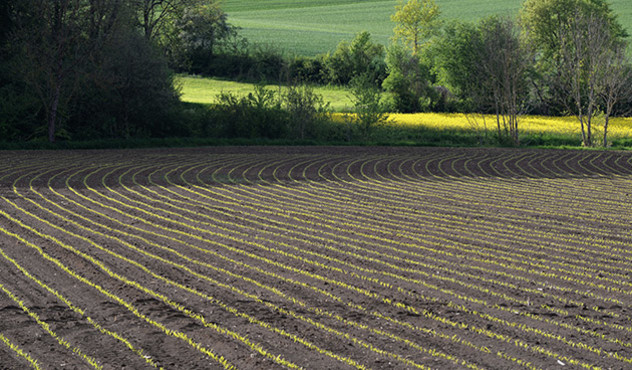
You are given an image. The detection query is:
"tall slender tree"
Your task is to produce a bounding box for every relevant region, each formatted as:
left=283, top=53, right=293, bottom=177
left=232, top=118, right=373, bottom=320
left=391, top=0, right=441, bottom=55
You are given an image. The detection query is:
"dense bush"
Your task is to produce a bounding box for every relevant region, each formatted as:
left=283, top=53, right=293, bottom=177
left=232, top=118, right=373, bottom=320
left=322, top=31, right=387, bottom=86
left=287, top=56, right=328, bottom=84
left=382, top=44, right=438, bottom=113
left=189, top=83, right=338, bottom=141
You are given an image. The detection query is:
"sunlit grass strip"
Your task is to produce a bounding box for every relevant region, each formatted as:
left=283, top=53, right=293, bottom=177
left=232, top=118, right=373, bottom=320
left=0, top=208, right=237, bottom=370
left=0, top=280, right=102, bottom=369
left=0, top=331, right=41, bottom=370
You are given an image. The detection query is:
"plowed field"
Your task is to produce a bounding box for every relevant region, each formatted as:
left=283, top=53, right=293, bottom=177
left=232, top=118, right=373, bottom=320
left=1, top=146, right=632, bottom=369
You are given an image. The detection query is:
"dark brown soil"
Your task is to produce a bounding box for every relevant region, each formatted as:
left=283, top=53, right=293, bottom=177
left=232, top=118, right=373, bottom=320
left=1, top=146, right=632, bottom=369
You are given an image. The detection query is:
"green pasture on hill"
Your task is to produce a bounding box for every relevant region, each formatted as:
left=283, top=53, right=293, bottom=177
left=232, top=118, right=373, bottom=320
left=222, top=0, right=632, bottom=56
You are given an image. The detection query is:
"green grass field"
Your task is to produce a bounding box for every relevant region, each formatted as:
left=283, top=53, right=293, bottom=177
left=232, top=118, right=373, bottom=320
left=222, top=0, right=632, bottom=56
left=177, top=75, right=355, bottom=111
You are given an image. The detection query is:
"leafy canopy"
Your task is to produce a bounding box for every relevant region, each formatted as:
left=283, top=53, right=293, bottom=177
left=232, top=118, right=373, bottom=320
left=391, top=0, right=441, bottom=55
left=520, top=0, right=628, bottom=61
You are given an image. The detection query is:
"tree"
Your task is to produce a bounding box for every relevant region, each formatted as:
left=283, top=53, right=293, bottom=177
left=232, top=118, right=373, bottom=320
left=521, top=0, right=626, bottom=61
left=11, top=0, right=116, bottom=142
left=176, top=2, right=234, bottom=70
left=283, top=85, right=330, bottom=140
left=478, top=16, right=531, bottom=145
left=4, top=0, right=181, bottom=142
left=324, top=31, right=386, bottom=85
left=554, top=10, right=629, bottom=146
left=433, top=21, right=482, bottom=108
left=134, top=0, right=202, bottom=41
left=382, top=44, right=434, bottom=113
left=435, top=17, right=531, bottom=144
left=349, top=74, right=389, bottom=139
left=598, top=48, right=632, bottom=147
left=520, top=0, right=627, bottom=114
left=391, top=0, right=441, bottom=56
left=0, top=1, right=14, bottom=45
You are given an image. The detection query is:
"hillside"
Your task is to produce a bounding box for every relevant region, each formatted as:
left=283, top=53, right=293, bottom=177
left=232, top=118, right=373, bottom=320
left=222, top=0, right=632, bottom=56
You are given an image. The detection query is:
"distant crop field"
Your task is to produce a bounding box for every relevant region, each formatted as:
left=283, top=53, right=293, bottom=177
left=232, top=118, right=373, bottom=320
left=387, top=113, right=632, bottom=143
left=222, top=0, right=632, bottom=56
left=3, top=146, right=632, bottom=368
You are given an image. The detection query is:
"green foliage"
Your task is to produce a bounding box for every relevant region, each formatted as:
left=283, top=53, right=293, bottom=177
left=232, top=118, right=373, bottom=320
left=391, top=0, right=441, bottom=55
left=348, top=74, right=389, bottom=139
left=176, top=2, right=235, bottom=70
left=192, top=82, right=333, bottom=141
left=0, top=0, right=183, bottom=142
left=432, top=20, right=482, bottom=109
left=324, top=31, right=386, bottom=85
left=382, top=44, right=435, bottom=113
left=288, top=56, right=328, bottom=84
left=520, top=0, right=627, bottom=62
left=177, top=75, right=355, bottom=111
left=72, top=28, right=183, bottom=139
left=284, top=85, right=331, bottom=140
left=521, top=0, right=631, bottom=145
left=222, top=0, right=624, bottom=56
left=434, top=16, right=532, bottom=144
left=213, top=84, right=288, bottom=139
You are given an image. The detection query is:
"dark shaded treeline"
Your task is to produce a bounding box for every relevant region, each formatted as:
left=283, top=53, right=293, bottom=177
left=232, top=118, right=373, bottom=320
left=0, top=0, right=242, bottom=143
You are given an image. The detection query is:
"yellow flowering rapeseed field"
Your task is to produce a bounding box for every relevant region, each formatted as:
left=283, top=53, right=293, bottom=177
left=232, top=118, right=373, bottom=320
left=387, top=113, right=632, bottom=139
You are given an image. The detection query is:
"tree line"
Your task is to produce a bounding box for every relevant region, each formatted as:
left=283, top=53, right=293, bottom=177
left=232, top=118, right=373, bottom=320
left=0, top=0, right=236, bottom=143
left=276, top=0, right=632, bottom=146
left=1, top=0, right=631, bottom=147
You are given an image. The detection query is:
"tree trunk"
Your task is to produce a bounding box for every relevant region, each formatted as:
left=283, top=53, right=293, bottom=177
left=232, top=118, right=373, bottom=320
left=578, top=113, right=587, bottom=146
left=586, top=122, right=592, bottom=147
left=603, top=115, right=609, bottom=147
left=48, top=76, right=62, bottom=143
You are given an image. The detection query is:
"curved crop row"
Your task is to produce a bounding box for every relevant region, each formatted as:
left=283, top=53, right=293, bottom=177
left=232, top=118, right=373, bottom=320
left=1, top=147, right=632, bottom=369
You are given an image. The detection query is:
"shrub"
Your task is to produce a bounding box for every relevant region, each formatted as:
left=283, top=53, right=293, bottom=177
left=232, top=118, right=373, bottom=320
left=283, top=84, right=331, bottom=140
left=348, top=74, right=389, bottom=139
